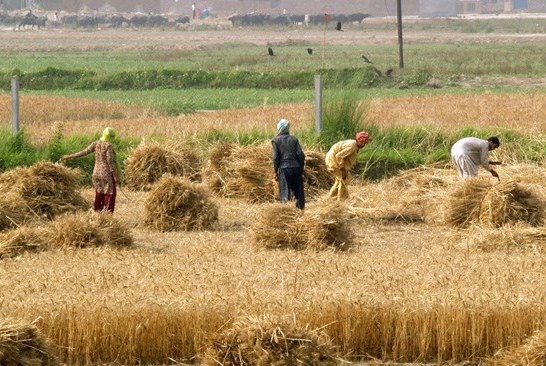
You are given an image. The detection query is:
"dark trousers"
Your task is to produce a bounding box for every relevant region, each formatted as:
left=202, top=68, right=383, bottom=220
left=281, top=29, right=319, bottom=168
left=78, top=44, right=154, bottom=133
left=278, top=167, right=305, bottom=210
left=94, top=184, right=116, bottom=213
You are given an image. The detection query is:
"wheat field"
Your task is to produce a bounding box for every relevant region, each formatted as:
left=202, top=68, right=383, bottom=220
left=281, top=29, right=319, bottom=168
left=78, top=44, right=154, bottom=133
left=1, top=92, right=545, bottom=144
left=1, top=89, right=546, bottom=364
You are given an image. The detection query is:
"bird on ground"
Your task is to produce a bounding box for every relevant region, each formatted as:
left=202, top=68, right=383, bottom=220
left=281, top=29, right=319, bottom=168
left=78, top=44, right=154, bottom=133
left=335, top=21, right=343, bottom=31
left=385, top=68, right=394, bottom=77
left=306, top=48, right=313, bottom=55
left=361, top=55, right=372, bottom=63
left=268, top=47, right=274, bottom=56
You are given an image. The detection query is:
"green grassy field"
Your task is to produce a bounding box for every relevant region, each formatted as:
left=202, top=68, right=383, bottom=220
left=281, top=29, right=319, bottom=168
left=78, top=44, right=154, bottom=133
left=2, top=42, right=545, bottom=76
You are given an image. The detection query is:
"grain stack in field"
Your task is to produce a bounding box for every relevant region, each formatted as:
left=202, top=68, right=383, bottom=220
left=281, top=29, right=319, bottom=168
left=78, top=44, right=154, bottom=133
left=303, top=150, right=334, bottom=197
left=0, top=193, right=30, bottom=231
left=250, top=204, right=307, bottom=250
left=447, top=178, right=544, bottom=228
left=203, top=142, right=275, bottom=202
left=0, top=319, right=59, bottom=366
left=478, top=179, right=544, bottom=227
left=304, top=200, right=352, bottom=251
left=46, top=211, right=134, bottom=248
left=203, top=142, right=332, bottom=202
left=0, top=162, right=88, bottom=220
left=143, top=175, right=218, bottom=231
left=250, top=201, right=352, bottom=251
left=0, top=226, right=49, bottom=259
left=484, top=330, right=546, bottom=366
left=124, top=142, right=202, bottom=191
left=202, top=142, right=238, bottom=193
left=200, top=315, right=341, bottom=366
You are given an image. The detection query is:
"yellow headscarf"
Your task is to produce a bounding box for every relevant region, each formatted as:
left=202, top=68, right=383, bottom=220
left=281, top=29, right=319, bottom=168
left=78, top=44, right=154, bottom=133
left=100, top=127, right=116, bottom=143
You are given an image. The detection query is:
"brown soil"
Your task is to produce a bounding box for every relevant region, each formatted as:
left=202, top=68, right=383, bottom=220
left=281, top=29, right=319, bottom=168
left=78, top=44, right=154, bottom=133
left=1, top=27, right=545, bottom=52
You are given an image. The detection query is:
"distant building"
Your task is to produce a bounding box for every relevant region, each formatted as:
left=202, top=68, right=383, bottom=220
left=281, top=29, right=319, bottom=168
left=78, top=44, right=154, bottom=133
left=420, top=0, right=458, bottom=17
left=458, top=0, right=546, bottom=14
left=4, top=0, right=545, bottom=15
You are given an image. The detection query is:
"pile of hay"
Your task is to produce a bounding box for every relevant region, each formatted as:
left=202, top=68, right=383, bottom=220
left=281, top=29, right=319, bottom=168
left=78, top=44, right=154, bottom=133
left=303, top=151, right=334, bottom=197
left=458, top=224, right=546, bottom=253
left=203, top=142, right=332, bottom=203
left=0, top=162, right=88, bottom=225
left=485, top=330, right=546, bottom=366
left=46, top=211, right=134, bottom=248
left=124, top=143, right=202, bottom=191
left=447, top=178, right=544, bottom=228
left=0, top=319, right=59, bottom=366
left=0, top=193, right=30, bottom=231
left=0, top=226, right=48, bottom=259
left=251, top=200, right=352, bottom=251
left=200, top=315, right=341, bottom=366
left=143, top=175, right=218, bottom=231
left=203, top=143, right=276, bottom=203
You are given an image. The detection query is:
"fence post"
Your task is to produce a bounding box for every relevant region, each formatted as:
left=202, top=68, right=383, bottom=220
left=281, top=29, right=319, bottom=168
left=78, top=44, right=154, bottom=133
left=11, top=75, right=20, bottom=135
left=314, top=74, right=322, bottom=134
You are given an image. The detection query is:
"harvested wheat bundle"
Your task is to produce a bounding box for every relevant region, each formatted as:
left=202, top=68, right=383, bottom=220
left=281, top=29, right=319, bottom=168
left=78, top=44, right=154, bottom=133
left=446, top=178, right=501, bottom=228
left=143, top=175, right=218, bottom=231
left=461, top=224, right=546, bottom=253
left=251, top=201, right=353, bottom=251
left=478, top=179, right=544, bottom=227
left=303, top=200, right=353, bottom=251
left=304, top=151, right=334, bottom=198
left=234, top=145, right=277, bottom=203
left=0, top=226, right=49, bottom=259
left=0, top=319, right=59, bottom=366
left=0, top=162, right=88, bottom=219
left=25, top=162, right=88, bottom=217
left=200, top=314, right=341, bottom=366
left=485, top=330, right=546, bottom=366
left=250, top=203, right=306, bottom=250
left=124, top=143, right=202, bottom=191
left=202, top=142, right=238, bottom=193
left=46, top=211, right=134, bottom=248
left=0, top=193, right=33, bottom=231
left=204, top=143, right=331, bottom=203
left=203, top=143, right=275, bottom=202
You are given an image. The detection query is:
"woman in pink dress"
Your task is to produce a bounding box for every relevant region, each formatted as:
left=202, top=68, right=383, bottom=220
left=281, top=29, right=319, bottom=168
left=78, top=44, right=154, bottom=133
left=61, top=127, right=121, bottom=212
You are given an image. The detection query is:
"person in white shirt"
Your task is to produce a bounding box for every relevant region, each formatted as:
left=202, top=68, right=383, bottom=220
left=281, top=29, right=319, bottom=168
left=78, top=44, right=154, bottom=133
left=451, top=136, right=501, bottom=180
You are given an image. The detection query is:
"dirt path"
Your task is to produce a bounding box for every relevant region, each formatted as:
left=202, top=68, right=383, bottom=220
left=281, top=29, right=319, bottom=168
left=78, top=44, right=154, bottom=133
left=1, top=27, right=546, bottom=51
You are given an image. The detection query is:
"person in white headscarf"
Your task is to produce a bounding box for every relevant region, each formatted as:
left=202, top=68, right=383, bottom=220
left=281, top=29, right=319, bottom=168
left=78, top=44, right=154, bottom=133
left=271, top=119, right=305, bottom=210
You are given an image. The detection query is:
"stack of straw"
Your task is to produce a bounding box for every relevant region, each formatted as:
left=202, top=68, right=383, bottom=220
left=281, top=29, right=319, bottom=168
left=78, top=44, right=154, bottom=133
left=124, top=143, right=202, bottom=191
left=143, top=175, right=218, bottom=231
left=0, top=162, right=88, bottom=229
left=203, top=142, right=332, bottom=203
left=200, top=314, right=341, bottom=366
left=203, top=143, right=276, bottom=202
left=0, top=319, right=59, bottom=366
left=447, top=178, right=544, bottom=228
left=46, top=211, right=134, bottom=248
left=0, top=226, right=48, bottom=259
left=251, top=200, right=352, bottom=251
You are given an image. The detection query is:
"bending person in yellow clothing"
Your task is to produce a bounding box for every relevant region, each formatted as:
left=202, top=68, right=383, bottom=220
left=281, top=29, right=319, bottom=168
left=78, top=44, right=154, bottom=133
left=325, top=131, right=370, bottom=200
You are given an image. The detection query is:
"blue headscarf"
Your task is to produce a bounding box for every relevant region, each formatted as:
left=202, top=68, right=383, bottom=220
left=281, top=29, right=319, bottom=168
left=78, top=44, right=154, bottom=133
left=276, top=119, right=290, bottom=135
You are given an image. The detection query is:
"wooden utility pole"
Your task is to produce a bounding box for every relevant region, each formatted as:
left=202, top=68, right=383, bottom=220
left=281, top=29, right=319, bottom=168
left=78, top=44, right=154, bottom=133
left=397, top=0, right=404, bottom=69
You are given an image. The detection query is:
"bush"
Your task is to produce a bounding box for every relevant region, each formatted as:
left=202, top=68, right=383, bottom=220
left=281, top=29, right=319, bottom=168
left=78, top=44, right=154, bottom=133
left=318, top=91, right=366, bottom=151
